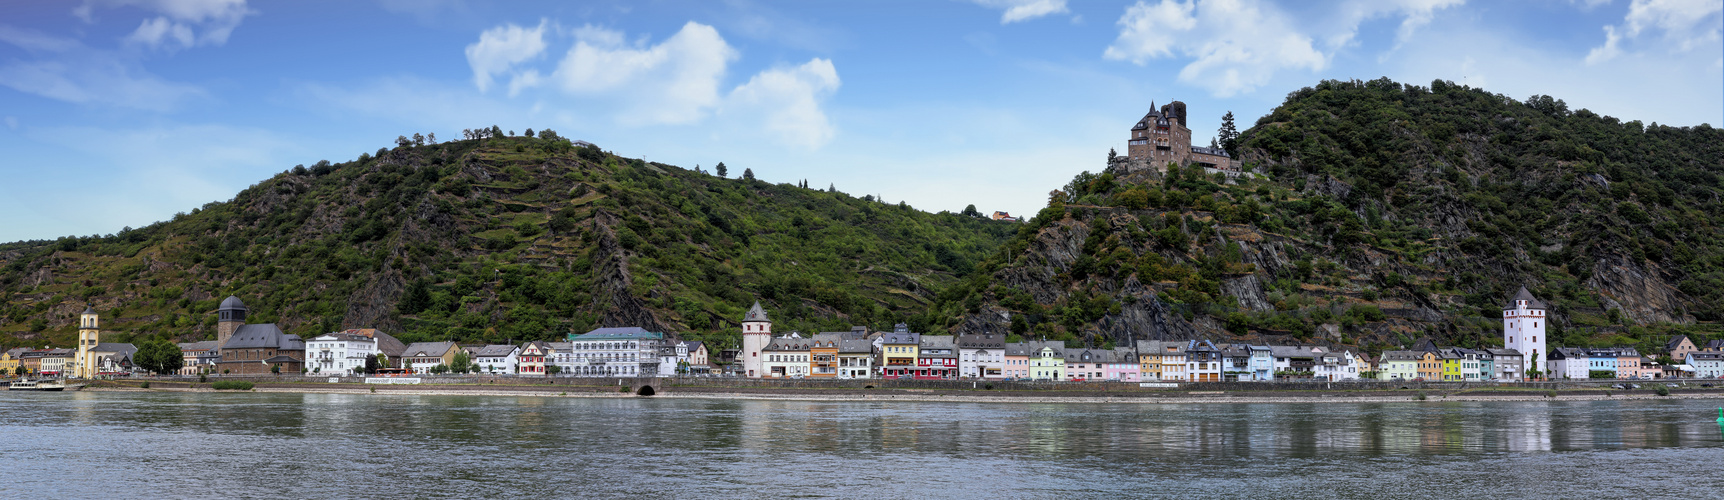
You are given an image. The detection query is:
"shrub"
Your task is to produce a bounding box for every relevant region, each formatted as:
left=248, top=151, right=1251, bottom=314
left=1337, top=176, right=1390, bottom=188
left=139, top=382, right=150, bottom=389
left=198, top=374, right=207, bottom=383
left=1654, top=385, right=1670, bottom=396
left=211, top=381, right=254, bottom=391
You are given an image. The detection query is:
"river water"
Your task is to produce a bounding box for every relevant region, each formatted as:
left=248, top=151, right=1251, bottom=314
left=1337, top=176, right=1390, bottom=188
left=1, top=392, right=1720, bottom=498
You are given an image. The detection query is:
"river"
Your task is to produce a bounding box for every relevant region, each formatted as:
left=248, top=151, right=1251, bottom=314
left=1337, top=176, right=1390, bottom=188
left=1, top=392, right=1720, bottom=498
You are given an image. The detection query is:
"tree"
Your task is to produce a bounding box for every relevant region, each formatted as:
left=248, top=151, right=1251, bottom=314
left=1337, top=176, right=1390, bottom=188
left=271, top=364, right=281, bottom=375
left=427, top=132, right=436, bottom=144
left=412, top=133, right=425, bottom=146
left=715, top=162, right=728, bottom=178
left=400, top=279, right=431, bottom=315
left=396, top=135, right=411, bottom=148
left=14, top=366, right=24, bottom=376
left=743, top=168, right=755, bottom=181
left=524, top=128, right=535, bottom=138
left=451, top=350, right=472, bottom=374
left=376, top=353, right=390, bottom=370
left=547, top=364, right=562, bottom=375
left=491, top=125, right=504, bottom=137
left=135, top=339, right=183, bottom=375
left=1218, top=111, right=1239, bottom=156
left=364, top=354, right=380, bottom=374
left=963, top=204, right=981, bottom=217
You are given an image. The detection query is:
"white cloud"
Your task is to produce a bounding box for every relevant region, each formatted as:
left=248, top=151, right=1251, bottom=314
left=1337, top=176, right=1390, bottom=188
left=465, top=19, right=548, bottom=94
left=0, top=30, right=206, bottom=111
left=724, top=58, right=841, bottom=149
left=1587, top=0, right=1723, bottom=64
left=971, top=0, right=1070, bottom=24
left=76, top=0, right=255, bottom=51
left=1105, top=0, right=1325, bottom=97
left=1104, top=0, right=1466, bottom=97
left=552, top=21, right=738, bottom=125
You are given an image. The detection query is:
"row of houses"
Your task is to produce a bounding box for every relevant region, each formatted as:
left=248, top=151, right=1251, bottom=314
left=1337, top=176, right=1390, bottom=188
left=1, top=345, right=136, bottom=377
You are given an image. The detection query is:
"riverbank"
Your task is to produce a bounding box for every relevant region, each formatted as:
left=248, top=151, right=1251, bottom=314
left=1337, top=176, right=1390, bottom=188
left=80, top=380, right=1724, bottom=404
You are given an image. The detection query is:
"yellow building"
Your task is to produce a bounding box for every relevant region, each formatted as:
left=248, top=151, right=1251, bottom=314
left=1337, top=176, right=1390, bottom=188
left=72, top=307, right=101, bottom=379
left=1416, top=351, right=1440, bottom=380
left=0, top=348, right=24, bottom=374
left=1028, top=343, right=1065, bottom=380
left=880, top=328, right=919, bottom=378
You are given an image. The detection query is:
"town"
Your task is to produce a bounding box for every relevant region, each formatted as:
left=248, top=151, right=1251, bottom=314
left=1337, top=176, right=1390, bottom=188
left=6, top=287, right=1723, bottom=385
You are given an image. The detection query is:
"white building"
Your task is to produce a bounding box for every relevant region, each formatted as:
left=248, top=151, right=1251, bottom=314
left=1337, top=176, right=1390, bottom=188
left=470, top=344, right=520, bottom=374
left=958, top=333, right=1008, bottom=379
left=307, top=332, right=376, bottom=374
left=1313, top=348, right=1361, bottom=381
left=566, top=327, right=665, bottom=377
left=1549, top=348, right=1591, bottom=380
left=1687, top=352, right=1724, bottom=378
left=741, top=302, right=772, bottom=378
left=1503, top=286, right=1548, bottom=377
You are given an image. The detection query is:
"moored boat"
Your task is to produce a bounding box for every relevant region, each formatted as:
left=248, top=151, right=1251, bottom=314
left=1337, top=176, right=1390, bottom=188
left=7, top=379, right=67, bottom=391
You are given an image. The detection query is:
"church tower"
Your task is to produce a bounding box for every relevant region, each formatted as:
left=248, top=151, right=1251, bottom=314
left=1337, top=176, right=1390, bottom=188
left=1503, top=286, right=1547, bottom=379
left=741, top=301, right=772, bottom=378
left=217, top=296, right=248, bottom=348
left=73, top=306, right=99, bottom=378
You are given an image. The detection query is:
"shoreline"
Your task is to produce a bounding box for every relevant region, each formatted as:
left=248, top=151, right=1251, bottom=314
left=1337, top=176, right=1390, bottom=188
left=80, top=384, right=1724, bottom=404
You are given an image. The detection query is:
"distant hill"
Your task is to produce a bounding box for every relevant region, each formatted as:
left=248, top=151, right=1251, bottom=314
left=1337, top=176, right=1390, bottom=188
left=0, top=134, right=1014, bottom=350
left=933, top=77, right=1723, bottom=354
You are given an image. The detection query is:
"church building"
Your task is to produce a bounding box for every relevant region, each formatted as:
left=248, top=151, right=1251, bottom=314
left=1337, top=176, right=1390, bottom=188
left=214, top=296, right=305, bottom=374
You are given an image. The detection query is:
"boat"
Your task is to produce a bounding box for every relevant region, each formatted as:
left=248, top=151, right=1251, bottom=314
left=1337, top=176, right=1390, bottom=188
left=7, top=379, right=67, bottom=391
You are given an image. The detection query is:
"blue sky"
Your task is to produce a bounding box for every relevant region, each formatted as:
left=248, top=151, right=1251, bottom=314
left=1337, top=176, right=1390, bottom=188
left=1, top=0, right=1719, bottom=242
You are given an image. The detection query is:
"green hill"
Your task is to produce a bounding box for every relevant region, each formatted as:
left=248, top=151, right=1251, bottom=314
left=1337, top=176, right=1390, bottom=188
left=0, top=133, right=1014, bottom=350
left=931, top=77, right=1723, bottom=354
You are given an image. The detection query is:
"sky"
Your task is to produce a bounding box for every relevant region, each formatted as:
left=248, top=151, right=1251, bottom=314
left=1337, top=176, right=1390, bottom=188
left=1, top=0, right=1719, bottom=243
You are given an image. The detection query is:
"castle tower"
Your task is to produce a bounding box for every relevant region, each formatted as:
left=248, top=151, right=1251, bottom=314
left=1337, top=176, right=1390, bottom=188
left=217, top=296, right=248, bottom=348
left=740, top=301, right=772, bottom=378
left=1503, top=286, right=1547, bottom=379
left=73, top=306, right=99, bottom=378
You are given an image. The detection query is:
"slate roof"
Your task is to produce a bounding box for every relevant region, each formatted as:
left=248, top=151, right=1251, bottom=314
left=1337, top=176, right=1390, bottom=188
left=473, top=344, right=519, bottom=357
left=1689, top=352, right=1724, bottom=361
left=1270, top=345, right=1318, bottom=360
left=1665, top=335, right=1692, bottom=351
left=1487, top=348, right=1523, bottom=357
left=401, top=342, right=457, bottom=358
left=957, top=334, right=1007, bottom=349
left=4, top=347, right=28, bottom=358
left=1005, top=342, right=1030, bottom=357
left=743, top=301, right=770, bottom=322
left=880, top=330, right=920, bottom=345
left=1706, top=340, right=1724, bottom=350
left=1506, top=286, right=1547, bottom=309
left=82, top=306, right=97, bottom=315
left=838, top=339, right=873, bottom=354
left=92, top=343, right=136, bottom=357
left=1380, top=350, right=1424, bottom=361
left=572, top=327, right=663, bottom=341
left=218, top=296, right=248, bottom=311
left=221, top=324, right=303, bottom=351
left=764, top=338, right=811, bottom=351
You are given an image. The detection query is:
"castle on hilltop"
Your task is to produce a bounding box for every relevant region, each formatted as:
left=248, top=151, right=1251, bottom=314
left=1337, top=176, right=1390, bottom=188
left=1113, top=100, right=1239, bottom=174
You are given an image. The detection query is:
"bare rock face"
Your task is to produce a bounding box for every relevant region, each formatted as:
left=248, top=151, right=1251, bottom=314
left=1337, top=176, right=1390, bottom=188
left=344, top=268, right=405, bottom=332
left=1097, top=275, right=1198, bottom=344
left=1223, top=274, right=1274, bottom=312
left=588, top=209, right=669, bottom=333
left=1589, top=254, right=1693, bottom=324
left=993, top=218, right=1087, bottom=305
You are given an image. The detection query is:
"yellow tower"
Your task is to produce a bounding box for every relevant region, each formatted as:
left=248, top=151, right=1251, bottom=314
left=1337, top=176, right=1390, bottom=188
left=73, top=306, right=100, bottom=378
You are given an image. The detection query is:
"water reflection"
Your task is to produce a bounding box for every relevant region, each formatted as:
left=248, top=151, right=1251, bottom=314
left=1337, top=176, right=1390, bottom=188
left=0, top=392, right=1720, bottom=498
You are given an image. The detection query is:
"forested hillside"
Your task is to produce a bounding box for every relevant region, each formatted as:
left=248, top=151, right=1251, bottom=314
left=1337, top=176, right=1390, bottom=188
left=0, top=132, right=1014, bottom=350
left=931, top=78, right=1723, bottom=355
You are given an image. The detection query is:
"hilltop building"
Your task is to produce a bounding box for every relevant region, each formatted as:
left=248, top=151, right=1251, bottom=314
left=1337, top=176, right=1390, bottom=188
left=1502, top=287, right=1546, bottom=378
left=1117, top=100, right=1239, bottom=173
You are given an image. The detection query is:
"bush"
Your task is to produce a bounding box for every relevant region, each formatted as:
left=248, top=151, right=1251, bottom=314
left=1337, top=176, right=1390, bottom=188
left=211, top=381, right=254, bottom=391
left=1654, top=385, right=1670, bottom=396
left=139, top=382, right=150, bottom=389
left=198, top=374, right=207, bottom=383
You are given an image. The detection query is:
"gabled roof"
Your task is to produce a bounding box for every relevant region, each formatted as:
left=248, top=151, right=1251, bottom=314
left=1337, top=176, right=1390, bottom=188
left=764, top=338, right=811, bottom=351
left=473, top=344, right=519, bottom=357
left=838, top=339, right=873, bottom=354
left=1665, top=335, right=1692, bottom=350
left=91, top=343, right=136, bottom=357
left=957, top=333, right=1006, bottom=349
left=221, top=324, right=302, bottom=351
left=1487, top=348, right=1523, bottom=357
left=401, top=342, right=458, bottom=358
left=743, top=301, right=770, bottom=322
left=880, top=330, right=920, bottom=345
